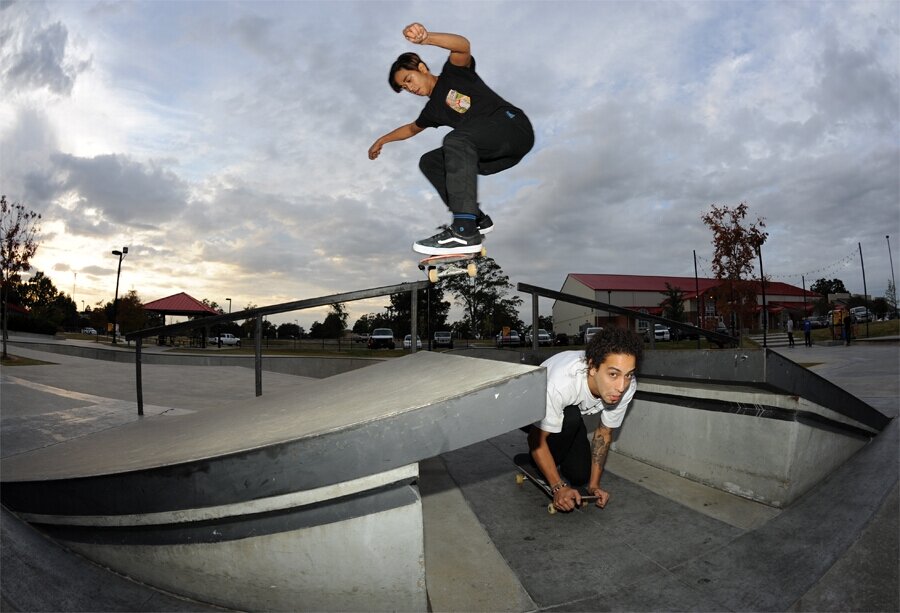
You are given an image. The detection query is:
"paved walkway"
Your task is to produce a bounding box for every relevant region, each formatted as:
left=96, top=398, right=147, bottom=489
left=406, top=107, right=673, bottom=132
left=1, top=337, right=897, bottom=612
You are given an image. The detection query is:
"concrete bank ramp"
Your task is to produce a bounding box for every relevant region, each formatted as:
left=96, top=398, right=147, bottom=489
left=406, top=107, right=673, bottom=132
left=1, top=352, right=545, bottom=611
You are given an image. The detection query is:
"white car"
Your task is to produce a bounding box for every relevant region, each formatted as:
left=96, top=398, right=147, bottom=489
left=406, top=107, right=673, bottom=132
left=584, top=327, right=602, bottom=344
left=651, top=324, right=670, bottom=342
left=403, top=334, right=422, bottom=350
left=81, top=327, right=97, bottom=335
left=208, top=333, right=241, bottom=347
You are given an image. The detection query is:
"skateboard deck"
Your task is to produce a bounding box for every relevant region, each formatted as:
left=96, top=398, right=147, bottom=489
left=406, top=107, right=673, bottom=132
left=418, top=247, right=486, bottom=283
left=513, top=453, right=598, bottom=514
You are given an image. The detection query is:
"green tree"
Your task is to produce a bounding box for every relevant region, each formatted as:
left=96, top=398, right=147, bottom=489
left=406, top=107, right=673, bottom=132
left=442, top=257, right=522, bottom=339
left=660, top=283, right=686, bottom=322
left=810, top=278, right=848, bottom=315
left=9, top=271, right=72, bottom=330
left=318, top=303, right=348, bottom=338
left=884, top=279, right=897, bottom=316
left=388, top=285, right=451, bottom=338
left=1, top=196, right=42, bottom=358
left=701, top=202, right=767, bottom=333
left=276, top=322, right=303, bottom=339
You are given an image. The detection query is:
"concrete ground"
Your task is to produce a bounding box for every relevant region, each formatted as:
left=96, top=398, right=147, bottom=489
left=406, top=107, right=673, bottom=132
left=1, top=337, right=897, bottom=612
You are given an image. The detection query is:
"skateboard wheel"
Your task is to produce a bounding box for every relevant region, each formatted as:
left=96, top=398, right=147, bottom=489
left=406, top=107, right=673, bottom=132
left=428, top=269, right=439, bottom=283
left=480, top=247, right=487, bottom=257
left=515, top=473, right=525, bottom=485
left=466, top=262, right=477, bottom=277
left=547, top=503, right=556, bottom=515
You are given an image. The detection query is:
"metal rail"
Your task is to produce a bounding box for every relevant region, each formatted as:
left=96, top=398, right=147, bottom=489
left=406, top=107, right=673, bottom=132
left=517, top=282, right=738, bottom=350
left=125, top=281, right=430, bottom=415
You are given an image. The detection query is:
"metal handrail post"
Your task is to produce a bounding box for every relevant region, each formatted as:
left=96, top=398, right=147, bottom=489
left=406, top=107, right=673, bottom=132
left=410, top=286, right=418, bottom=354
left=135, top=337, right=144, bottom=416
left=255, top=315, right=263, bottom=397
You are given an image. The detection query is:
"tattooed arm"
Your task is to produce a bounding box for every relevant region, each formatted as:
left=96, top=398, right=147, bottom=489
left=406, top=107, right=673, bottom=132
left=588, top=424, right=614, bottom=508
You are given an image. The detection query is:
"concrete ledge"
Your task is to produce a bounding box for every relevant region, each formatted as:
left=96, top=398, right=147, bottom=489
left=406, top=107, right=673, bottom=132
left=1, top=352, right=545, bottom=611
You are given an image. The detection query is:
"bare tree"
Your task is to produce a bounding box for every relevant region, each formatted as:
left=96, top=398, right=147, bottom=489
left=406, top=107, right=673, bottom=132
left=701, top=202, right=767, bottom=335
left=1, top=196, right=42, bottom=359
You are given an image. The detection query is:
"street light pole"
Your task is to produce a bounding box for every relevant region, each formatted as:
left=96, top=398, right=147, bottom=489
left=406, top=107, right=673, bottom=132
left=111, top=247, right=128, bottom=344
left=888, top=236, right=897, bottom=318
left=226, top=298, right=232, bottom=314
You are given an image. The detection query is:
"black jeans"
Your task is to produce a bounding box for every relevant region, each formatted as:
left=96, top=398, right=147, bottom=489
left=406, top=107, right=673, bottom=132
left=538, top=405, right=591, bottom=486
left=418, top=109, right=534, bottom=217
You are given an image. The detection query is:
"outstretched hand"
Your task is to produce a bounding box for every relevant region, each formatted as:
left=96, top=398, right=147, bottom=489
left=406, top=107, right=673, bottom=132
left=403, top=22, right=428, bottom=44
left=368, top=140, right=383, bottom=160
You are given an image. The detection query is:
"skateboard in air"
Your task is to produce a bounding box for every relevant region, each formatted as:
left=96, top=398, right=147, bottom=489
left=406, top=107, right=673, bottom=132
left=513, top=453, right=599, bottom=515
left=418, top=247, right=486, bottom=283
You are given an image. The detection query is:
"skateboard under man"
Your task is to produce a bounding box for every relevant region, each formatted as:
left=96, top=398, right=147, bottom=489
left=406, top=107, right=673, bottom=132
left=513, top=453, right=599, bottom=515
left=418, top=247, right=486, bottom=283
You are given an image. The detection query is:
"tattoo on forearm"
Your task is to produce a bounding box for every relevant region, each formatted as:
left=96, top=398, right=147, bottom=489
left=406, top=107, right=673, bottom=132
left=591, top=433, right=610, bottom=466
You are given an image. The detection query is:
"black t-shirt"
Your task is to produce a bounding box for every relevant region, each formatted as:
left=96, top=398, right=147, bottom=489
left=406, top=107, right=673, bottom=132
left=415, top=57, right=519, bottom=129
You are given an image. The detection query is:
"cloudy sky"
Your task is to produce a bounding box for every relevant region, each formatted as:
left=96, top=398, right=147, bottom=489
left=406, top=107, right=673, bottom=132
left=2, top=0, right=898, bottom=329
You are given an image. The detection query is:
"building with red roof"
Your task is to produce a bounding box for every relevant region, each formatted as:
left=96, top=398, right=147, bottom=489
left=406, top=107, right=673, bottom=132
left=554, top=273, right=819, bottom=337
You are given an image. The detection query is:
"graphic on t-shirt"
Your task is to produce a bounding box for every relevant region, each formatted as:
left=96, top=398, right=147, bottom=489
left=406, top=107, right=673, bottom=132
left=445, top=89, right=471, bottom=114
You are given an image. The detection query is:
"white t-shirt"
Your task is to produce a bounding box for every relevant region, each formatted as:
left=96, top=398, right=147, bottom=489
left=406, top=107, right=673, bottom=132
left=535, top=350, right=637, bottom=433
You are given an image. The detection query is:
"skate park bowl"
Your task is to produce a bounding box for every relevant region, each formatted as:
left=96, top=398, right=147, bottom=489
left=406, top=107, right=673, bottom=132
left=464, top=346, right=890, bottom=508
left=0, top=352, right=545, bottom=612
left=510, top=282, right=891, bottom=507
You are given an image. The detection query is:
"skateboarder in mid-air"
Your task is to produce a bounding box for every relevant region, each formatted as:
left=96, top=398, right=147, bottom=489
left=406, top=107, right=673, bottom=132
left=368, top=23, right=534, bottom=256
left=524, top=327, right=644, bottom=512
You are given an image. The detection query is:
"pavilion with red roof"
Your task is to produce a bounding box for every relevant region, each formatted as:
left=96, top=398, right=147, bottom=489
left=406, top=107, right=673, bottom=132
left=143, top=292, right=219, bottom=317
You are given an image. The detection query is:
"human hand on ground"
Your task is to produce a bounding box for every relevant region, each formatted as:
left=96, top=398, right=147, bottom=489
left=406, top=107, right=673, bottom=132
left=590, top=486, right=610, bottom=508
left=552, top=486, right=582, bottom=512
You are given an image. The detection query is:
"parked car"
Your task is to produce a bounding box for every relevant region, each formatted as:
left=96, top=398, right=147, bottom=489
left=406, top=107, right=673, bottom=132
left=554, top=333, right=570, bottom=346
left=803, top=316, right=827, bottom=329
left=433, top=331, right=454, bottom=349
left=368, top=328, right=395, bottom=350
left=208, top=333, right=241, bottom=347
left=353, top=332, right=369, bottom=344
left=524, top=329, right=552, bottom=346
left=496, top=330, right=521, bottom=348
left=403, top=334, right=422, bottom=350
left=645, top=324, right=670, bottom=342
left=81, top=327, right=97, bottom=335
left=850, top=306, right=874, bottom=323
left=583, top=327, right=603, bottom=344
left=671, top=325, right=701, bottom=340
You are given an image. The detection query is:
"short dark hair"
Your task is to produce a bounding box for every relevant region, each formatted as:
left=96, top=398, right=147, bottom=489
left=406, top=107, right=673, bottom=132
left=389, top=52, right=427, bottom=93
left=584, top=326, right=643, bottom=370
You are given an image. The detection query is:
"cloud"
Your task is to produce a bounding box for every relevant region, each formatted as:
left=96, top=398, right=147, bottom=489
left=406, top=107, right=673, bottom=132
left=0, top=3, right=90, bottom=95
left=1, top=1, right=897, bottom=328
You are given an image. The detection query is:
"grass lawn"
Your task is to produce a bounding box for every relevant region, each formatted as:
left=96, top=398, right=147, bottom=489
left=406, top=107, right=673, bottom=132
left=1, top=354, right=56, bottom=366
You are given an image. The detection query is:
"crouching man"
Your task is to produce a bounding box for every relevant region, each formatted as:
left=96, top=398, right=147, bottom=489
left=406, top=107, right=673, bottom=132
left=526, top=326, right=644, bottom=512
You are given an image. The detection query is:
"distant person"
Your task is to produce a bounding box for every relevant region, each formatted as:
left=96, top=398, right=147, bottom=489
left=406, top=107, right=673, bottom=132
left=803, top=317, right=812, bottom=347
left=524, top=327, right=644, bottom=512
left=368, top=22, right=534, bottom=256
left=843, top=312, right=852, bottom=346
left=786, top=317, right=795, bottom=348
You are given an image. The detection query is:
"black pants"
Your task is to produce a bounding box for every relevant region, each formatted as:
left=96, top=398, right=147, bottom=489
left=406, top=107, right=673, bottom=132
left=418, top=109, right=534, bottom=218
left=538, top=405, right=591, bottom=486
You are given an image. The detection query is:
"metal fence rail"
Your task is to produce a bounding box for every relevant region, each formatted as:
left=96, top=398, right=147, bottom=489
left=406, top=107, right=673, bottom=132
left=125, top=281, right=430, bottom=415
